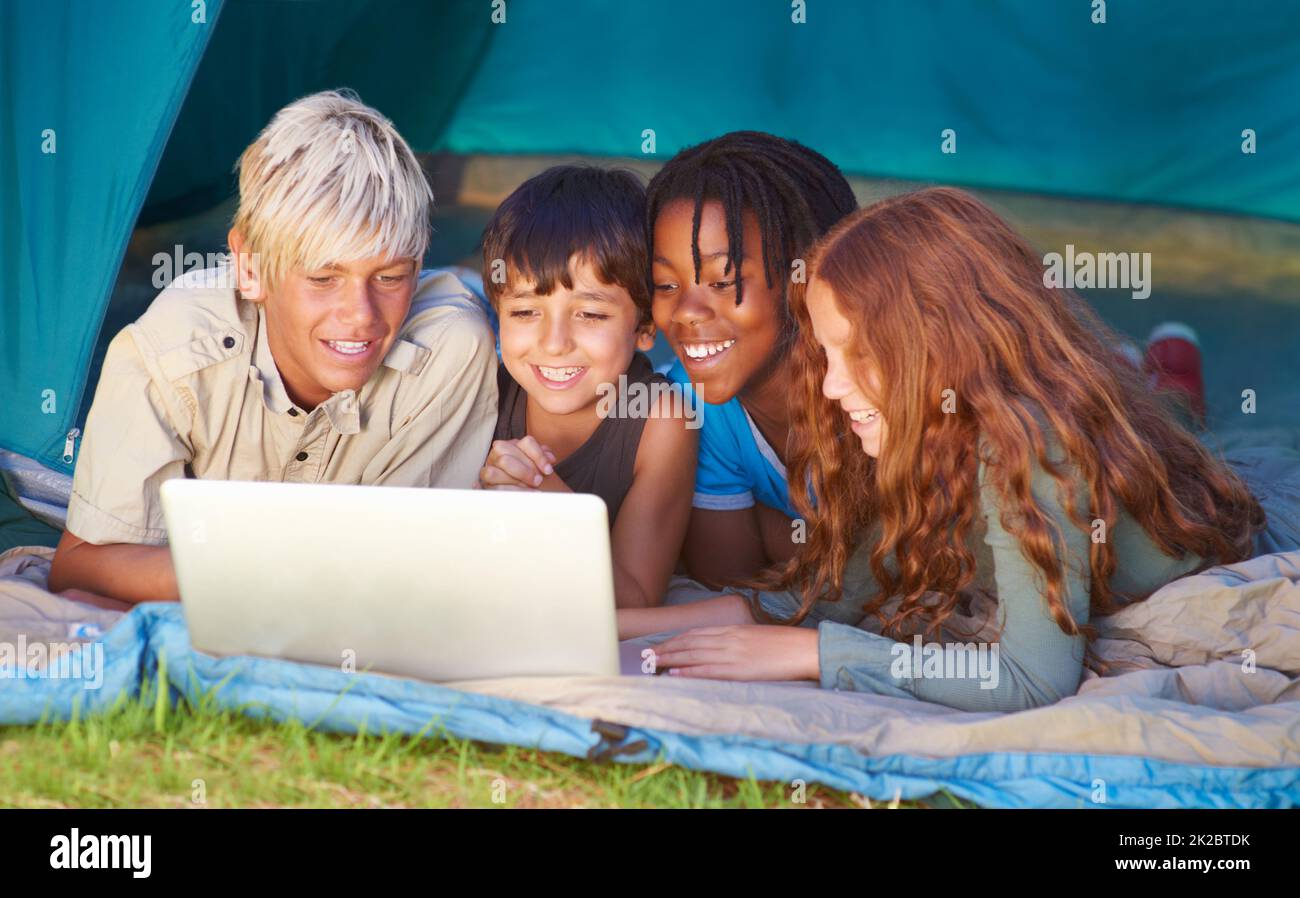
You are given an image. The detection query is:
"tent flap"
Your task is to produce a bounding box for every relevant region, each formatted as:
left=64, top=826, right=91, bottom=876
left=0, top=0, right=223, bottom=470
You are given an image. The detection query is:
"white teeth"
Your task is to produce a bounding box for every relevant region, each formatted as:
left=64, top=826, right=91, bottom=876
left=849, top=409, right=879, bottom=423
left=327, top=340, right=370, bottom=355
left=683, top=339, right=735, bottom=359
left=538, top=365, right=584, bottom=382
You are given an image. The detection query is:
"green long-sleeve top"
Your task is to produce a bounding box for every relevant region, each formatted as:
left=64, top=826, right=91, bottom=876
left=757, top=436, right=1207, bottom=713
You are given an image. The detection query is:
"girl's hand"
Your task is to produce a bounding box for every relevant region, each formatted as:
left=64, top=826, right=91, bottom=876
left=649, top=625, right=821, bottom=681
left=479, top=436, right=558, bottom=489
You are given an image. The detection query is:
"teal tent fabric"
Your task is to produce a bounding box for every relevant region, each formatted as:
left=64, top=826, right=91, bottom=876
left=0, top=0, right=223, bottom=472
left=0, top=486, right=58, bottom=554
left=142, top=0, right=494, bottom=222
left=439, top=0, right=1300, bottom=222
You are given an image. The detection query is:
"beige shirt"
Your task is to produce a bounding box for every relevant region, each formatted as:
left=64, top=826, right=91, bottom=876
left=67, top=268, right=498, bottom=546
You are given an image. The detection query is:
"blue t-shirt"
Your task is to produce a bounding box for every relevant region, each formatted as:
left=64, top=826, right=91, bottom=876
left=667, top=360, right=797, bottom=519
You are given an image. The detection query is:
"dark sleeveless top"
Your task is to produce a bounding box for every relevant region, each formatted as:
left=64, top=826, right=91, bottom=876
left=493, top=353, right=668, bottom=525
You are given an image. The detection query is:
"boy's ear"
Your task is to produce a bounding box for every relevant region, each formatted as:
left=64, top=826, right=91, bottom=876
left=227, top=227, right=264, bottom=302
left=635, top=318, right=657, bottom=352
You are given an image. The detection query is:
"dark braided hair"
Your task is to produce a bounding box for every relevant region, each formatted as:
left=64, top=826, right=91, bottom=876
left=646, top=131, right=857, bottom=306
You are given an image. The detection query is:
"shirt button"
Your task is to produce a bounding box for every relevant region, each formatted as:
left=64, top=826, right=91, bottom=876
left=223, top=336, right=236, bottom=349
left=287, top=408, right=299, bottom=417
left=295, top=451, right=309, bottom=461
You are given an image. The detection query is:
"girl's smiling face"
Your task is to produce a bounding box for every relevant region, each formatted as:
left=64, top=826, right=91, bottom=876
left=498, top=255, right=654, bottom=417
left=651, top=199, right=788, bottom=405
left=805, top=276, right=887, bottom=458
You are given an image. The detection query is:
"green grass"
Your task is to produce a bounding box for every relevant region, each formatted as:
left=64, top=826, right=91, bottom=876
left=0, top=677, right=969, bottom=808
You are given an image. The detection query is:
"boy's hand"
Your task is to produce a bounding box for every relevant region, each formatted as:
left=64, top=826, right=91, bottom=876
left=479, top=436, right=558, bottom=489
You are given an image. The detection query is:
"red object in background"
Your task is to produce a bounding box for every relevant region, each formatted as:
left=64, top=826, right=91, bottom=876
left=1143, top=322, right=1206, bottom=425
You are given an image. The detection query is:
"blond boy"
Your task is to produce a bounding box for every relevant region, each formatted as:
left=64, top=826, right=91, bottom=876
left=49, top=91, right=497, bottom=605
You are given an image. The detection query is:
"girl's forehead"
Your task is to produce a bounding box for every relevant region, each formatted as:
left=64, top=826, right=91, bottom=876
left=653, top=198, right=759, bottom=254
left=805, top=281, right=849, bottom=330
left=658, top=196, right=753, bottom=226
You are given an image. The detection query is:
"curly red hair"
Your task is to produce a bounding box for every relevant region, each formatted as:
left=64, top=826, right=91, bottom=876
left=765, top=187, right=1264, bottom=640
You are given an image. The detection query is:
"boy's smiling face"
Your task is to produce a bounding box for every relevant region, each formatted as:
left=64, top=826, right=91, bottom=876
left=651, top=199, right=788, bottom=405
left=498, top=255, right=655, bottom=417
left=231, top=230, right=417, bottom=410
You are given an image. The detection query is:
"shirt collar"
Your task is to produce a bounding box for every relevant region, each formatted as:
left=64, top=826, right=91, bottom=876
left=252, top=304, right=296, bottom=415
left=248, top=303, right=431, bottom=434
left=741, top=406, right=788, bottom=480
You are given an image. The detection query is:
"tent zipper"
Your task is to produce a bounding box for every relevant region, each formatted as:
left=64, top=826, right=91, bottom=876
left=62, top=427, right=81, bottom=464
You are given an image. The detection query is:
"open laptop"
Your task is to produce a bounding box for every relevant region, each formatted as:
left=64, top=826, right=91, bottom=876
left=160, top=479, right=621, bottom=681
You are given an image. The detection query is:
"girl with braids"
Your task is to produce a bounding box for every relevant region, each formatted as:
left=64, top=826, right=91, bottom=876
left=647, top=131, right=857, bottom=587
left=621, top=187, right=1300, bottom=712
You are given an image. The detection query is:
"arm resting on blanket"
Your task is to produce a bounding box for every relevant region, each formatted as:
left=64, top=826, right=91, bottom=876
left=47, top=529, right=179, bottom=604
left=815, top=614, right=1086, bottom=713
left=810, top=452, right=1092, bottom=711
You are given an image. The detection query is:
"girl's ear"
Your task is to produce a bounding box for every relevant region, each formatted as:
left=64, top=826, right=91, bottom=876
left=227, top=227, right=264, bottom=302
left=635, top=319, right=657, bottom=351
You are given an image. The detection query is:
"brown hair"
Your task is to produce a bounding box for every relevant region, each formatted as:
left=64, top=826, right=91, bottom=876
left=767, top=187, right=1263, bottom=640
left=481, top=165, right=651, bottom=324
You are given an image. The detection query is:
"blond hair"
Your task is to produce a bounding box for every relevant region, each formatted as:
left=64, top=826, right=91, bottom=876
left=232, top=90, right=432, bottom=291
